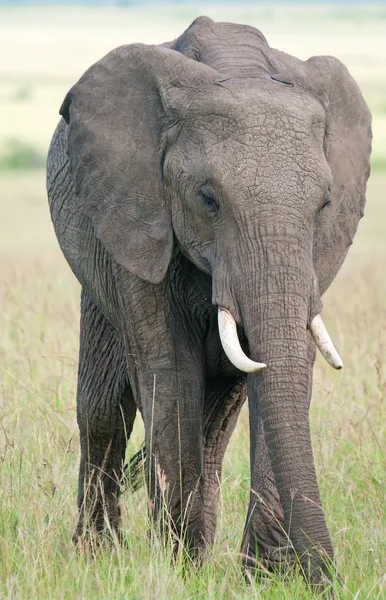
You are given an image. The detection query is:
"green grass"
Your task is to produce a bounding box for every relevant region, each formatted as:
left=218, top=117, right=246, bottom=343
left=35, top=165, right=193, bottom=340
left=1, top=4, right=386, bottom=598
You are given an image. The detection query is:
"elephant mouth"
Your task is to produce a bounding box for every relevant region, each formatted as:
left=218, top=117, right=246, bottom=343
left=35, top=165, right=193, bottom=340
left=217, top=307, right=343, bottom=373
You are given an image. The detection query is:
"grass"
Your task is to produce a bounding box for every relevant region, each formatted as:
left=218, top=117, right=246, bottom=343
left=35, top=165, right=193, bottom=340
left=0, top=173, right=385, bottom=599
left=1, top=4, right=385, bottom=599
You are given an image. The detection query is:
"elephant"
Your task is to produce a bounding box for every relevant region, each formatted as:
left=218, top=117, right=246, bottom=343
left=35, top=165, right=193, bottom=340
left=46, top=16, right=371, bottom=591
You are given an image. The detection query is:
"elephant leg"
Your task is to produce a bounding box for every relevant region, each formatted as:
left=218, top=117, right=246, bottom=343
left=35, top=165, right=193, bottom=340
left=241, top=340, right=316, bottom=572
left=241, top=410, right=295, bottom=572
left=139, top=367, right=206, bottom=559
left=202, top=377, right=247, bottom=544
left=117, top=289, right=208, bottom=557
left=74, top=290, right=137, bottom=547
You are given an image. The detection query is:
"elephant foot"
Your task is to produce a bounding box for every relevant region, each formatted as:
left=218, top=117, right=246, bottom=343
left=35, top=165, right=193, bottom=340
left=241, top=508, right=338, bottom=598
left=241, top=503, right=296, bottom=576
left=155, top=516, right=208, bottom=565
left=72, top=520, right=125, bottom=557
left=73, top=487, right=123, bottom=555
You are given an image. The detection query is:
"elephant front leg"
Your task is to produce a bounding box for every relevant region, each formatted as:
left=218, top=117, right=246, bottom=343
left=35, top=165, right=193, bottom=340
left=117, top=267, right=208, bottom=559
left=202, top=377, right=247, bottom=544
left=140, top=369, right=206, bottom=559
left=241, top=411, right=296, bottom=572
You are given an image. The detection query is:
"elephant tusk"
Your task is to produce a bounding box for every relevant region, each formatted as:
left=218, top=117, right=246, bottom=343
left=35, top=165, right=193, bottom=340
left=218, top=308, right=266, bottom=373
left=309, top=314, right=343, bottom=370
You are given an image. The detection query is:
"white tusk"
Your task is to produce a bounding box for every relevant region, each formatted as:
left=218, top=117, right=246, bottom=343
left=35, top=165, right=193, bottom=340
left=309, top=314, right=343, bottom=370
left=218, top=308, right=266, bottom=373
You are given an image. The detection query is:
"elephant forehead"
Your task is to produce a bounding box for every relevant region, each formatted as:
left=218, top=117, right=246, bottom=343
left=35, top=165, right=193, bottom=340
left=182, top=86, right=325, bottom=151
left=179, top=106, right=326, bottom=177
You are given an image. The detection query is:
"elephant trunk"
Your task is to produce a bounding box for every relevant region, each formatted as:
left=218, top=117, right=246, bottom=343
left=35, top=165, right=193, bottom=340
left=219, top=215, right=335, bottom=583
left=246, top=313, right=334, bottom=582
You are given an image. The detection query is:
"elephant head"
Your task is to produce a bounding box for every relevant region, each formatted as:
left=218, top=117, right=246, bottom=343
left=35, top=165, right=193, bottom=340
left=59, top=18, right=371, bottom=583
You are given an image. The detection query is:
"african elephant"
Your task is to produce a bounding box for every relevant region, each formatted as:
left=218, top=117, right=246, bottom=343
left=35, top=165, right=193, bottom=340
left=46, top=16, right=371, bottom=590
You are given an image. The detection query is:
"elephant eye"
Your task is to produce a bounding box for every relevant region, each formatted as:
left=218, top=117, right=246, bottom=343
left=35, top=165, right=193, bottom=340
left=321, top=191, right=331, bottom=210
left=199, top=188, right=219, bottom=216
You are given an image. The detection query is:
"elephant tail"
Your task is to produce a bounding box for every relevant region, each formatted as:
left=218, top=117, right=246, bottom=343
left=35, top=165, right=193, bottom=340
left=122, top=443, right=146, bottom=492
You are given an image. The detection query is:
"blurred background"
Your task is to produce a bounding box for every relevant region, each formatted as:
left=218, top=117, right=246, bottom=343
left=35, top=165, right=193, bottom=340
left=1, top=3, right=385, bottom=249
left=0, top=2, right=385, bottom=599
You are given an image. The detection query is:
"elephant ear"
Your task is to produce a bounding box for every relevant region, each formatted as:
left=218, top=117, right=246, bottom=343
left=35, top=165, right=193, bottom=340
left=309, top=56, right=372, bottom=293
left=302, top=56, right=372, bottom=294
left=273, top=55, right=371, bottom=294
left=60, top=44, right=216, bottom=284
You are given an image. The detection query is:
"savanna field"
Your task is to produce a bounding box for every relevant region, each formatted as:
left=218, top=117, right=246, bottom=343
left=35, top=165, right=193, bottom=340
left=0, top=5, right=385, bottom=599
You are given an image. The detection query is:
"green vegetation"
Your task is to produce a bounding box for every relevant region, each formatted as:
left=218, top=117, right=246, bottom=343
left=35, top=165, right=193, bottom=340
left=0, top=138, right=46, bottom=170
left=0, top=5, right=385, bottom=599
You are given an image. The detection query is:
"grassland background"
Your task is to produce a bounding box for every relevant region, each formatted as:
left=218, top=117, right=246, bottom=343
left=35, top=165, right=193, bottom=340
left=0, top=4, right=385, bottom=599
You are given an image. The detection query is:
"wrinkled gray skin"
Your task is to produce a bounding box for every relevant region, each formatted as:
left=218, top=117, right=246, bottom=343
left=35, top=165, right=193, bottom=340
left=47, top=17, right=371, bottom=589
